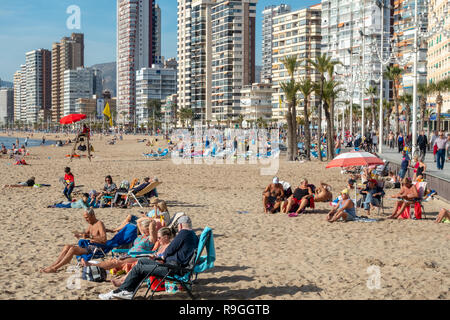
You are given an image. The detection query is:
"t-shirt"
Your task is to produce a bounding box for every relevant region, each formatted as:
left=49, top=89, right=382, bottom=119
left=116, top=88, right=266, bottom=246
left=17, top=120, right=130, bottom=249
left=163, top=229, right=199, bottom=267
left=25, top=179, right=35, bottom=187
left=130, top=235, right=154, bottom=253
left=293, top=187, right=309, bottom=200
left=71, top=199, right=88, bottom=209
left=103, top=183, right=117, bottom=193
left=401, top=154, right=410, bottom=170
left=64, top=173, right=74, bottom=185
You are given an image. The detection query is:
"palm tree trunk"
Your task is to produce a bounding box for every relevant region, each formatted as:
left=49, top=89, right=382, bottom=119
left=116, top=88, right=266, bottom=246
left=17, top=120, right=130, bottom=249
left=318, top=78, right=324, bottom=162
left=304, top=98, right=311, bottom=160
left=323, top=104, right=333, bottom=159
left=286, top=103, right=294, bottom=161
left=437, top=93, right=442, bottom=132
left=291, top=98, right=298, bottom=160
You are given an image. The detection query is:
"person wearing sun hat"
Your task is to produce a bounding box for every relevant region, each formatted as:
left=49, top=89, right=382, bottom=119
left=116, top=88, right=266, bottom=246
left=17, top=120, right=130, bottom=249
left=326, top=188, right=357, bottom=223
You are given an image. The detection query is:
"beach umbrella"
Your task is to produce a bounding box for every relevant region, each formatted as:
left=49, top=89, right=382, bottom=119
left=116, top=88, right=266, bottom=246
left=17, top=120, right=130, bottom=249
left=60, top=114, right=87, bottom=125
left=326, top=151, right=384, bottom=169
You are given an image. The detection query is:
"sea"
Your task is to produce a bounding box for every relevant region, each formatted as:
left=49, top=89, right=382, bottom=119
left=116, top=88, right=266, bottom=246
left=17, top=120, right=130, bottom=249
left=0, top=136, right=55, bottom=149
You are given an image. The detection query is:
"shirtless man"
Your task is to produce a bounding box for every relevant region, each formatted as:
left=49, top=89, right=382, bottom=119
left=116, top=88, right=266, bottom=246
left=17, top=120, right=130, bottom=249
left=314, top=182, right=333, bottom=202
left=389, top=177, right=419, bottom=219
left=262, top=177, right=285, bottom=214
left=41, top=208, right=106, bottom=273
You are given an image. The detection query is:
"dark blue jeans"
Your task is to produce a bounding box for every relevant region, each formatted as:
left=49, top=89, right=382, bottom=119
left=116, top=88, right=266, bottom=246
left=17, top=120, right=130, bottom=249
left=63, top=184, right=74, bottom=201
left=436, top=149, right=445, bottom=170
left=119, top=258, right=174, bottom=293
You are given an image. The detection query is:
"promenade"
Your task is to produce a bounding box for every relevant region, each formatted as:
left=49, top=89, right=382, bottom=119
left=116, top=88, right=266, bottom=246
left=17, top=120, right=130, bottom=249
left=379, top=144, right=450, bottom=202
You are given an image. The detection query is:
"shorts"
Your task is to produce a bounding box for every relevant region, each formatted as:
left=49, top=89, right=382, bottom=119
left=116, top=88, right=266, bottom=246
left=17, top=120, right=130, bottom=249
left=344, top=210, right=357, bottom=221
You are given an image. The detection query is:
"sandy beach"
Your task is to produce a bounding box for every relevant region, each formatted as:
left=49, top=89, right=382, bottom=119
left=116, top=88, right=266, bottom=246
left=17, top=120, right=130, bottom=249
left=0, top=132, right=448, bottom=300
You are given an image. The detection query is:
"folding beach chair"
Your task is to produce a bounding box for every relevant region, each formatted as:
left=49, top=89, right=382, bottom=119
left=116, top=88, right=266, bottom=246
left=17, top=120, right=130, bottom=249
left=76, top=223, right=138, bottom=264
left=396, top=182, right=427, bottom=220
left=125, top=181, right=162, bottom=208
left=132, top=227, right=215, bottom=300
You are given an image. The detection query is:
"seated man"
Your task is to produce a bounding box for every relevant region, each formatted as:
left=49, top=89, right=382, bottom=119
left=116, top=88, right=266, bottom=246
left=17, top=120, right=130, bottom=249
left=388, top=177, right=419, bottom=219
left=262, top=177, right=285, bottom=214
left=282, top=179, right=313, bottom=216
left=326, top=189, right=357, bottom=223
left=99, top=215, right=199, bottom=300
left=314, top=182, right=333, bottom=202
left=360, top=179, right=385, bottom=215
left=41, top=208, right=106, bottom=273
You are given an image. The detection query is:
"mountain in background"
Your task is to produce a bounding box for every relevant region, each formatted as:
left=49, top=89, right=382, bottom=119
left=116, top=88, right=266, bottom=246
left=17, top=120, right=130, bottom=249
left=91, top=62, right=116, bottom=97
left=0, top=79, right=13, bottom=88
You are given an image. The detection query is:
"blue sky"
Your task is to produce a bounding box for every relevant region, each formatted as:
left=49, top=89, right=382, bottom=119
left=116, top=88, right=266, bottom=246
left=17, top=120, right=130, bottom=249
left=0, top=0, right=319, bottom=82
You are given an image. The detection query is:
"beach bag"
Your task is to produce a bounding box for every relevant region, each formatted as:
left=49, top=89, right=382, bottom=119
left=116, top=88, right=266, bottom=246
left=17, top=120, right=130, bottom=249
left=148, top=276, right=166, bottom=292
left=165, top=280, right=185, bottom=294
left=82, top=266, right=107, bottom=282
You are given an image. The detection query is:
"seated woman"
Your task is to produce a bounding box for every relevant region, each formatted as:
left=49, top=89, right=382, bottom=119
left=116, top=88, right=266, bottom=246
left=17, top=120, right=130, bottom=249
left=97, top=175, right=117, bottom=207
left=48, top=193, right=90, bottom=209
left=314, top=182, right=333, bottom=202
left=108, top=227, right=175, bottom=288
left=4, top=177, right=35, bottom=188
left=326, top=189, right=357, bottom=223
left=435, top=208, right=450, bottom=224
left=413, top=158, right=426, bottom=182
left=282, top=179, right=313, bottom=216
left=388, top=177, right=419, bottom=219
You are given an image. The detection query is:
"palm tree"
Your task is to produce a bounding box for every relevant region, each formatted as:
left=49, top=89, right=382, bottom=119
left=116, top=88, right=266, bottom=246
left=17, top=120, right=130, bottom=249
left=322, top=78, right=344, bottom=158
left=399, top=93, right=412, bottom=137
left=298, top=77, right=314, bottom=160
left=384, top=65, right=403, bottom=137
left=178, top=108, right=194, bottom=128
left=429, top=77, right=450, bottom=132
left=382, top=99, right=392, bottom=143
left=365, top=86, right=378, bottom=132
left=147, top=99, right=162, bottom=134
left=417, top=83, right=430, bottom=132
left=280, top=79, right=300, bottom=160
left=308, top=54, right=341, bottom=161
left=280, top=55, right=300, bottom=161
left=237, top=114, right=244, bottom=128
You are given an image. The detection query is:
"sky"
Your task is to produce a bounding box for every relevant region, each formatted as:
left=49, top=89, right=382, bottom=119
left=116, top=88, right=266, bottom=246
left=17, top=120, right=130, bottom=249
left=0, top=0, right=319, bottom=82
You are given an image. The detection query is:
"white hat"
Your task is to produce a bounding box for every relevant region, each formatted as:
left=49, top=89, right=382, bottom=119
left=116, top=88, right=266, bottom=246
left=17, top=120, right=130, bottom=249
left=272, top=177, right=279, bottom=184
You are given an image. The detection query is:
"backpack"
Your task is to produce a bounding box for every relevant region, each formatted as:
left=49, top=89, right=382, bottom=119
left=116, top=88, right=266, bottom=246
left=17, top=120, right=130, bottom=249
left=82, top=266, right=107, bottom=282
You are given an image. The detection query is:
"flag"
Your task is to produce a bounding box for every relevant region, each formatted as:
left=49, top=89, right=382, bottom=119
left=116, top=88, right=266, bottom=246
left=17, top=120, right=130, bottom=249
left=103, top=102, right=113, bottom=127
left=279, top=96, right=283, bottom=109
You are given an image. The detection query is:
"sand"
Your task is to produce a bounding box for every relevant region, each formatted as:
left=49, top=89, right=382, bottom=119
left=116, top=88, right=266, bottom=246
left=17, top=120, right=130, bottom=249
left=0, top=132, right=448, bottom=300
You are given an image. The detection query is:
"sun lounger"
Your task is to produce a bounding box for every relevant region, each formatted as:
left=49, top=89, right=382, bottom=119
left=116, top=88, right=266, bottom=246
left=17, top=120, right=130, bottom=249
left=125, top=181, right=162, bottom=208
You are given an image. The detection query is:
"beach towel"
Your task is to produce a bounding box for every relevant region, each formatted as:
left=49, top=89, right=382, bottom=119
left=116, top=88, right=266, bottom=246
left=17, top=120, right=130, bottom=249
left=353, top=217, right=379, bottom=222
left=193, top=227, right=215, bottom=274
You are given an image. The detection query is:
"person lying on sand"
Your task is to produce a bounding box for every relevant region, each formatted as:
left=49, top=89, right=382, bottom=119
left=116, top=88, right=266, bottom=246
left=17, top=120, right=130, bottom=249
left=388, top=177, right=419, bottom=219
left=326, top=189, right=357, bottom=223
left=313, top=182, right=333, bottom=202
left=48, top=193, right=90, bottom=209
left=40, top=208, right=106, bottom=273
left=435, top=208, right=450, bottom=224
left=262, top=177, right=285, bottom=214
left=3, top=177, right=35, bottom=188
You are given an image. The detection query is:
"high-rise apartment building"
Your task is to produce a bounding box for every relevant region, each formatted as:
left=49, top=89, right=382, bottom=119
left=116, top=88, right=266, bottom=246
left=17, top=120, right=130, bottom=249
left=240, top=82, right=275, bottom=122
left=136, top=64, right=177, bottom=125
left=0, top=88, right=14, bottom=125
left=427, top=0, right=450, bottom=121
left=116, top=0, right=161, bottom=126
left=211, top=0, right=258, bottom=122
left=393, top=0, right=428, bottom=95
left=13, top=65, right=27, bottom=123
left=271, top=4, right=322, bottom=121
left=25, top=49, right=52, bottom=124
left=51, top=33, right=85, bottom=122
left=63, top=67, right=99, bottom=116
left=321, top=0, right=391, bottom=109
left=262, top=4, right=291, bottom=82
left=177, top=0, right=257, bottom=124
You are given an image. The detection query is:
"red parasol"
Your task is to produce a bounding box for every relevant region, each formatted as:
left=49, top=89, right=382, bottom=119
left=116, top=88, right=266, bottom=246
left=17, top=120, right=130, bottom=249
left=326, top=151, right=384, bottom=168
left=60, top=114, right=87, bottom=125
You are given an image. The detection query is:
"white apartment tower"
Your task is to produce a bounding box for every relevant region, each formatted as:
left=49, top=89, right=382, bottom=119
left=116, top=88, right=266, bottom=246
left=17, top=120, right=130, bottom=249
left=63, top=67, right=96, bottom=116
left=321, top=0, right=391, bottom=107
left=13, top=65, right=27, bottom=123
left=262, top=4, right=291, bottom=82
left=177, top=0, right=258, bottom=124
left=117, top=0, right=161, bottom=126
